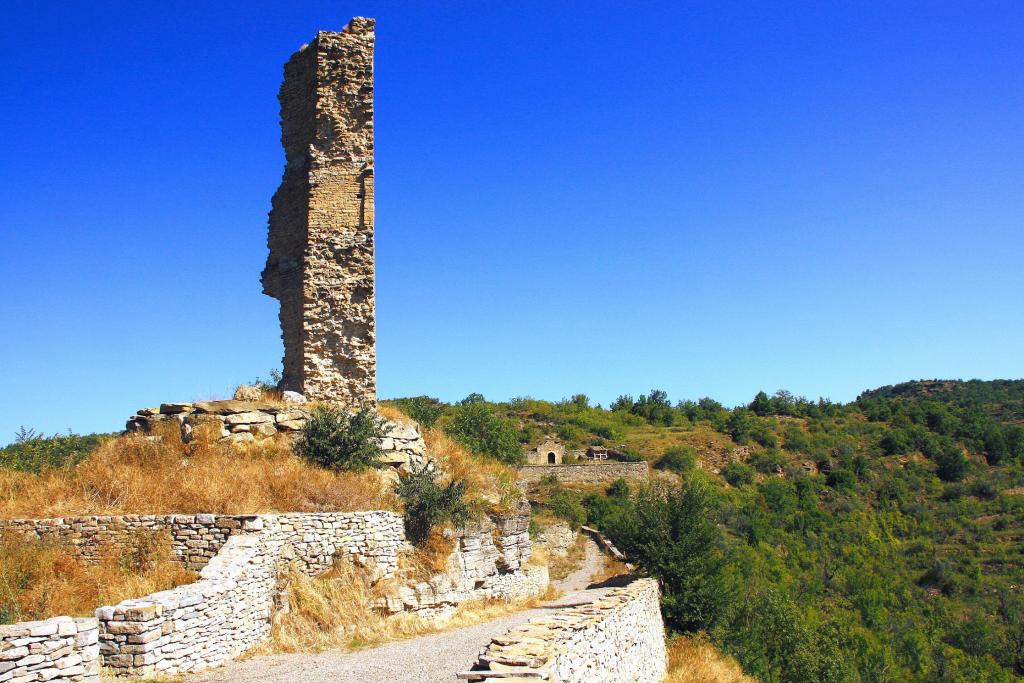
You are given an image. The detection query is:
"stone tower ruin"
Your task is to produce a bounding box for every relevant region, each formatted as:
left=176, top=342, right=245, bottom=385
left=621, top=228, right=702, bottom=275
left=262, top=17, right=376, bottom=406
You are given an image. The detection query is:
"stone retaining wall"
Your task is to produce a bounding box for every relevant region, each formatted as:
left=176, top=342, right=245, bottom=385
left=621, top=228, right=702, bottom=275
left=98, top=511, right=402, bottom=677
left=517, top=462, right=649, bottom=487
left=0, top=617, right=99, bottom=683
left=459, top=578, right=666, bottom=683
left=0, top=514, right=259, bottom=571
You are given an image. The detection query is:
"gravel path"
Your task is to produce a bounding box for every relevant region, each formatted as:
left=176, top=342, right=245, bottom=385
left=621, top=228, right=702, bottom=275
left=187, top=537, right=608, bottom=683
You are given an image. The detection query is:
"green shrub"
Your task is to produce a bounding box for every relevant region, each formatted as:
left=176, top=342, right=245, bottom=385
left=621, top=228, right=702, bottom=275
left=751, top=448, right=787, bottom=474
left=0, top=428, right=105, bottom=472
left=618, top=448, right=645, bottom=463
left=394, top=465, right=470, bottom=544
left=295, top=405, right=387, bottom=471
left=445, top=404, right=524, bottom=466
left=935, top=443, right=968, bottom=482
left=389, top=396, right=446, bottom=427
left=656, top=446, right=697, bottom=475
left=723, top=462, right=755, bottom=487
left=550, top=489, right=586, bottom=529
left=607, top=478, right=631, bottom=499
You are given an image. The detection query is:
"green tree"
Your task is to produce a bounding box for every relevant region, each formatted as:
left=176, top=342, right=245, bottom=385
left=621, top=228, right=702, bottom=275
left=445, top=404, right=524, bottom=466
left=605, top=482, right=731, bottom=632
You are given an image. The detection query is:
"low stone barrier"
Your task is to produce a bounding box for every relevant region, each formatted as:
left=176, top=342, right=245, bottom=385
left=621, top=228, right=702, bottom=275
left=96, top=511, right=402, bottom=677
left=0, top=616, right=99, bottom=683
left=0, top=514, right=258, bottom=571
left=458, top=578, right=666, bottom=683
left=516, top=462, right=648, bottom=487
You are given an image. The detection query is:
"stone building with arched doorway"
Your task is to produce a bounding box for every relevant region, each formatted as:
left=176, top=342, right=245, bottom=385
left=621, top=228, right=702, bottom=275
left=525, top=437, right=564, bottom=465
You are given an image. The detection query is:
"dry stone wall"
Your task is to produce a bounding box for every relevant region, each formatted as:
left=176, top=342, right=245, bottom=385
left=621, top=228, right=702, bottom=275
left=459, top=578, right=666, bottom=683
left=0, top=514, right=257, bottom=571
left=262, top=17, right=377, bottom=406
left=125, top=400, right=426, bottom=469
left=97, top=511, right=402, bottom=677
left=0, top=617, right=99, bottom=683
left=517, top=462, right=649, bottom=487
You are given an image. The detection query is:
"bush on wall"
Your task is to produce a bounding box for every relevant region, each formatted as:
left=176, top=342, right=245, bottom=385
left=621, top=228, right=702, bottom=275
left=296, top=405, right=387, bottom=471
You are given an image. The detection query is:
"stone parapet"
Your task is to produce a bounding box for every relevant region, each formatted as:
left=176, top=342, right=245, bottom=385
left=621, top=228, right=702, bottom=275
left=516, top=462, right=649, bottom=487
left=458, top=578, right=666, bottom=683
left=0, top=617, right=99, bottom=683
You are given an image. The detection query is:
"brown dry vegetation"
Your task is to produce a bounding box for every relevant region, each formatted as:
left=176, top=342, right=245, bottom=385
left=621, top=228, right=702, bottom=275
left=0, top=421, right=393, bottom=518
left=260, top=557, right=544, bottom=654
left=546, top=534, right=587, bottom=581
left=664, top=635, right=755, bottom=683
left=0, top=529, right=194, bottom=623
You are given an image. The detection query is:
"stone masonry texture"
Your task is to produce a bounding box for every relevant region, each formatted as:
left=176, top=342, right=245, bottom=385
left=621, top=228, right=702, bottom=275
left=459, top=577, right=667, bottom=683
left=516, top=462, right=649, bottom=487
left=262, top=17, right=377, bottom=406
left=0, top=616, right=99, bottom=683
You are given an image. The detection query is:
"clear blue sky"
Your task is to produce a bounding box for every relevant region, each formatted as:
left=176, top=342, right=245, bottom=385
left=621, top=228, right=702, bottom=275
left=2, top=1, right=1022, bottom=442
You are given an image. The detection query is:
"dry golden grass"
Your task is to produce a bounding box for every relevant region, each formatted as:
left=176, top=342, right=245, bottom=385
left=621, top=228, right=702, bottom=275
left=260, top=557, right=543, bottom=654
left=0, top=422, right=393, bottom=518
left=0, top=529, right=194, bottom=622
left=664, top=635, right=754, bottom=683
left=546, top=534, right=587, bottom=581
left=591, top=552, right=630, bottom=585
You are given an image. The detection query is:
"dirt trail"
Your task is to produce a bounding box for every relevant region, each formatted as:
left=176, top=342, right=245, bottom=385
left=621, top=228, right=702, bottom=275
left=186, top=536, right=610, bottom=683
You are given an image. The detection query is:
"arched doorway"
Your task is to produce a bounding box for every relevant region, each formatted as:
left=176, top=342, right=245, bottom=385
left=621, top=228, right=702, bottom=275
left=548, top=452, right=557, bottom=464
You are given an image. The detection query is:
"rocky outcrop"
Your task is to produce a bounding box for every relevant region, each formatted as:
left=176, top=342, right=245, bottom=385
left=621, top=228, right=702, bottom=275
left=536, top=522, right=576, bottom=557
left=0, top=616, right=99, bottom=683
left=124, top=401, right=426, bottom=469
left=459, top=578, right=667, bottom=683
left=377, top=500, right=547, bottom=618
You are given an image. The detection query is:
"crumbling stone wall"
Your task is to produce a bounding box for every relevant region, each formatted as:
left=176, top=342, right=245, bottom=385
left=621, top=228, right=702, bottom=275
left=0, top=616, right=100, bottom=683
left=124, top=399, right=427, bottom=468
left=459, top=578, right=667, bottom=683
left=262, top=17, right=377, bottom=407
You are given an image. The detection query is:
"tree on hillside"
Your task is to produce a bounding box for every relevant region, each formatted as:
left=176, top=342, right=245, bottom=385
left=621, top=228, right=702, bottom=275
left=604, top=481, right=731, bottom=633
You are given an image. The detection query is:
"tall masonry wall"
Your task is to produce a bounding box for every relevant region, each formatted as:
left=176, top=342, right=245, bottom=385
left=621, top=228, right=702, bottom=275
left=262, top=17, right=377, bottom=406
left=460, top=578, right=667, bottom=683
